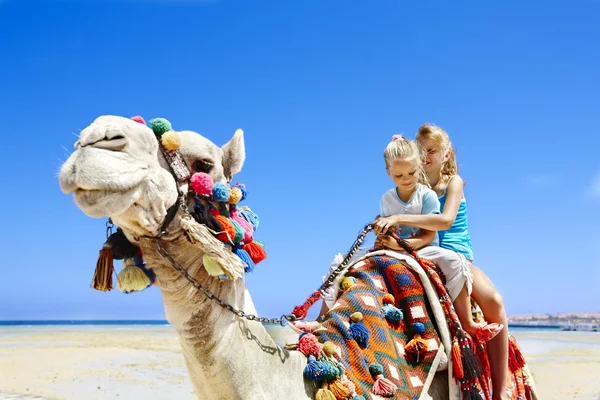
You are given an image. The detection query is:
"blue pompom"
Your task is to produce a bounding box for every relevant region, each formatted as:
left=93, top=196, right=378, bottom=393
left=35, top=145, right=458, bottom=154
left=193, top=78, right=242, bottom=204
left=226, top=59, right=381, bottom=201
left=234, top=246, right=255, bottom=273
left=352, top=396, right=366, bottom=400
left=382, top=304, right=403, bottom=324
left=239, top=208, right=260, bottom=230
left=303, top=355, right=325, bottom=381
left=349, top=321, right=370, bottom=348
left=212, top=182, right=230, bottom=202
left=413, top=322, right=425, bottom=334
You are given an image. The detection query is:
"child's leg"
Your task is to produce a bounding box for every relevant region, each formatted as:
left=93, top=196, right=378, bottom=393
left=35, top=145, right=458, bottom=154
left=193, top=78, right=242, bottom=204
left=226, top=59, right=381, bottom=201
left=452, top=283, right=480, bottom=336
left=470, top=264, right=509, bottom=400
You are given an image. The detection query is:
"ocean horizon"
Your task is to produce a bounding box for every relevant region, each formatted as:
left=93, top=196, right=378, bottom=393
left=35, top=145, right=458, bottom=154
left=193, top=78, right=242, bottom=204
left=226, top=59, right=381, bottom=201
left=0, top=319, right=563, bottom=331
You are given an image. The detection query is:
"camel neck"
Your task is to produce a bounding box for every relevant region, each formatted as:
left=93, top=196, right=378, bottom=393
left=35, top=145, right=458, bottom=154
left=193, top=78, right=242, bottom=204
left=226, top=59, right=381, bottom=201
left=137, top=234, right=312, bottom=400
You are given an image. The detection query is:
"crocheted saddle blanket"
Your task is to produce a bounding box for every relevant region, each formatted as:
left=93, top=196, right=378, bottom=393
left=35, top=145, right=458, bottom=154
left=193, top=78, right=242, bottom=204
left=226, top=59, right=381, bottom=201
left=316, top=252, right=448, bottom=399
left=297, top=250, right=538, bottom=400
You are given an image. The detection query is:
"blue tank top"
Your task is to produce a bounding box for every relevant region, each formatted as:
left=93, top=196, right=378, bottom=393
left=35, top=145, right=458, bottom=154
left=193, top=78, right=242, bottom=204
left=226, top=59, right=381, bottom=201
left=438, top=184, right=475, bottom=261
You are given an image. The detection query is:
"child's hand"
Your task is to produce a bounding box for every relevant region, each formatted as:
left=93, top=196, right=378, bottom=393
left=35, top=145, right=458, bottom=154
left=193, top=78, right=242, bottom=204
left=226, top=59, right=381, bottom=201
left=373, top=215, right=403, bottom=235
left=374, top=234, right=400, bottom=251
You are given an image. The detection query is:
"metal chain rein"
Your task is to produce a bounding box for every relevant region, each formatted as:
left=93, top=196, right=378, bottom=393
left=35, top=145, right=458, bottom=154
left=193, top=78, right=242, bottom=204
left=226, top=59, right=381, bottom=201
left=155, top=239, right=295, bottom=326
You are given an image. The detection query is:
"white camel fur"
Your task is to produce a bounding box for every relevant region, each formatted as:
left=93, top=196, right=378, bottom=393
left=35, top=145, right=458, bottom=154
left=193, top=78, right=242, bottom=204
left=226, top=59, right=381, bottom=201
left=59, top=115, right=450, bottom=400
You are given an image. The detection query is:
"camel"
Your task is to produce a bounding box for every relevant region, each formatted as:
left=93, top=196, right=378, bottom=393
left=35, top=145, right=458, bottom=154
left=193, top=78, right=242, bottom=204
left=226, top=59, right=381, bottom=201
left=58, top=115, right=535, bottom=400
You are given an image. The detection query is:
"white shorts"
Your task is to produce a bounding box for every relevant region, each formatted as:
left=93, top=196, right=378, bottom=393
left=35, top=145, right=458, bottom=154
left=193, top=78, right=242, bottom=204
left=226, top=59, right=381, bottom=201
left=417, top=246, right=473, bottom=302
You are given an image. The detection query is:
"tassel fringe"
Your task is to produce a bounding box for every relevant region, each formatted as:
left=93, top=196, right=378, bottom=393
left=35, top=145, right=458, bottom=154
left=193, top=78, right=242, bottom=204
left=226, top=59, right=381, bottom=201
left=91, top=243, right=114, bottom=292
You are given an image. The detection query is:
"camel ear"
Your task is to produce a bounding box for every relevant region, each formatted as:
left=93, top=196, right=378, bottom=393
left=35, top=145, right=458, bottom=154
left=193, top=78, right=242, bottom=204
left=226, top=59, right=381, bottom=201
left=221, top=129, right=245, bottom=181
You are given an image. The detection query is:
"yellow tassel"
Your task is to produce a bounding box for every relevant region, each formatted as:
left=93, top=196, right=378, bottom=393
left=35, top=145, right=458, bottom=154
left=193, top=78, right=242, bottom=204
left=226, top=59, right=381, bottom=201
left=91, top=242, right=114, bottom=292
left=202, top=254, right=226, bottom=276
left=116, top=258, right=151, bottom=293
left=315, top=384, right=336, bottom=400
left=328, top=380, right=350, bottom=400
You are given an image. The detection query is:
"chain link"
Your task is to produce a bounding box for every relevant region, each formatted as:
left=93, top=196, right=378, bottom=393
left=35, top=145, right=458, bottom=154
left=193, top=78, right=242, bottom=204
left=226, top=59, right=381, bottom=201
left=154, top=224, right=375, bottom=326
left=318, top=224, right=373, bottom=295
left=155, top=239, right=296, bottom=326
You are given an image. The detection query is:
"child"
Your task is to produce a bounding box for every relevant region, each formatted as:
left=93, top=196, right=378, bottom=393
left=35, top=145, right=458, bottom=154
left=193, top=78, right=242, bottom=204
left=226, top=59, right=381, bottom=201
left=372, top=134, right=502, bottom=343
left=375, top=124, right=509, bottom=400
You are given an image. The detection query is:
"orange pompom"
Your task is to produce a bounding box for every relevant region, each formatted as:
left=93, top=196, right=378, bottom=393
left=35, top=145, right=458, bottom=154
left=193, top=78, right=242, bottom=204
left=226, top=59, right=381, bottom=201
left=214, top=215, right=236, bottom=243
left=382, top=293, right=395, bottom=305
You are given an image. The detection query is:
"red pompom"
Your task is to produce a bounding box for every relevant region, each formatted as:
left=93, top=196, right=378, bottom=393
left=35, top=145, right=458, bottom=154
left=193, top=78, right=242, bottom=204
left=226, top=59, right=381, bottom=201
left=298, top=333, right=321, bottom=358
left=130, top=116, right=146, bottom=125
left=243, top=241, right=266, bottom=264
left=191, top=172, right=214, bottom=196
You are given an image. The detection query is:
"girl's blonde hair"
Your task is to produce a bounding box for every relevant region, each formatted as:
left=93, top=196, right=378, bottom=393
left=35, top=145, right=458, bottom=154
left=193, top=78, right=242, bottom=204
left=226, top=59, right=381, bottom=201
left=415, top=123, right=458, bottom=177
left=383, top=135, right=429, bottom=186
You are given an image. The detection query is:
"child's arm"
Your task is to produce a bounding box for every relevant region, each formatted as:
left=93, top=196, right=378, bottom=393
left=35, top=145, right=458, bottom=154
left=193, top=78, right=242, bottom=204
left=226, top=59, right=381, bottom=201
left=374, top=176, right=464, bottom=234
left=376, top=229, right=435, bottom=252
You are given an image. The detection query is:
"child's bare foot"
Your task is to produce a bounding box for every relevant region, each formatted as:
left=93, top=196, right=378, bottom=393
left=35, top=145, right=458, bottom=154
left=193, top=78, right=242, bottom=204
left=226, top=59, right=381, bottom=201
left=476, top=322, right=504, bottom=342
left=463, top=321, right=504, bottom=342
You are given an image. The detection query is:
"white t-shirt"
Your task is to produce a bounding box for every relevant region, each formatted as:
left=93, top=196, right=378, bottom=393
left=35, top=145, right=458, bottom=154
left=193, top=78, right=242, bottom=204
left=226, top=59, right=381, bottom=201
left=379, top=184, right=441, bottom=246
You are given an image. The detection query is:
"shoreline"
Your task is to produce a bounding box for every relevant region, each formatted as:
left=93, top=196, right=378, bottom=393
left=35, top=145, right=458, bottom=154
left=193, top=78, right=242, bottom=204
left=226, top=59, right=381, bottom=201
left=1, top=325, right=599, bottom=400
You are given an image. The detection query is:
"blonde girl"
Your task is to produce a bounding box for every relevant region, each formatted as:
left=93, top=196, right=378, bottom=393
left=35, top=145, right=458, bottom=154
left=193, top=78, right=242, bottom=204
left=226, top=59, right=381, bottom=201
left=375, top=124, right=508, bottom=400
left=372, top=135, right=497, bottom=345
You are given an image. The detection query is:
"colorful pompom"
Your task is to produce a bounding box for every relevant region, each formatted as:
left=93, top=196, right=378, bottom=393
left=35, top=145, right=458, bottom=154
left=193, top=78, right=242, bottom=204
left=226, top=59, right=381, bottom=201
left=369, top=362, right=397, bottom=397
left=228, top=218, right=244, bottom=243
left=328, top=379, right=351, bottom=400
left=304, top=355, right=326, bottom=381
left=349, top=312, right=370, bottom=348
left=212, top=182, right=230, bottom=202
left=321, top=360, right=339, bottom=382
left=149, top=118, right=172, bottom=136
left=298, top=332, right=322, bottom=358
left=234, top=183, right=247, bottom=201
left=214, top=215, right=236, bottom=243
left=315, top=385, right=336, bottom=400
left=405, top=323, right=428, bottom=362
left=382, top=293, right=395, bottom=305
left=233, top=246, right=255, bottom=273
left=339, top=276, right=357, bottom=291
left=242, top=240, right=266, bottom=264
left=382, top=304, right=403, bottom=324
left=161, top=130, right=181, bottom=151
left=239, top=206, right=260, bottom=230
left=322, top=341, right=337, bottom=357
left=228, top=187, right=243, bottom=204
left=231, top=209, right=254, bottom=242
left=191, top=173, right=214, bottom=196
left=130, top=115, right=146, bottom=125
left=413, top=322, right=425, bottom=334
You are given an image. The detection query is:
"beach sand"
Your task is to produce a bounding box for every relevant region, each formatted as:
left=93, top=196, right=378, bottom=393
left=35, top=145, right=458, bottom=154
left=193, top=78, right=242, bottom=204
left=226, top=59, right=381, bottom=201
left=1, top=325, right=599, bottom=399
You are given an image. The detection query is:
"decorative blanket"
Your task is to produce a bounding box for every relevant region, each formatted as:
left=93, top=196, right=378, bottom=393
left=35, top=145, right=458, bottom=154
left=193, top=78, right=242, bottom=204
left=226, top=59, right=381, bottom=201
left=317, top=252, right=450, bottom=399
left=288, top=250, right=538, bottom=400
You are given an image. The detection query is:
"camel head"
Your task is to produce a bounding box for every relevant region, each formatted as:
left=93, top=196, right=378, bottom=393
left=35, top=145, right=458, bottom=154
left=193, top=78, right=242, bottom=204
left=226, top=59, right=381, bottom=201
left=58, top=115, right=245, bottom=238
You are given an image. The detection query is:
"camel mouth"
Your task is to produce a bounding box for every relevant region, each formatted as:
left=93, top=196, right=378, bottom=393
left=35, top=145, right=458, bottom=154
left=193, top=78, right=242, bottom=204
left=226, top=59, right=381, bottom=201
left=72, top=185, right=143, bottom=218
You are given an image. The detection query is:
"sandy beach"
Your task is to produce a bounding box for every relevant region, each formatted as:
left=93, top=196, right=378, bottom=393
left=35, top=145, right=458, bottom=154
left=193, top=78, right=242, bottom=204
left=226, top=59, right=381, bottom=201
left=1, top=325, right=599, bottom=400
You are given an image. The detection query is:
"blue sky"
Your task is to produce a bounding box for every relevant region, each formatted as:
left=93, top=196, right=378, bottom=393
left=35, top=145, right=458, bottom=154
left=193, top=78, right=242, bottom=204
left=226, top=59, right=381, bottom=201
left=0, top=0, right=598, bottom=321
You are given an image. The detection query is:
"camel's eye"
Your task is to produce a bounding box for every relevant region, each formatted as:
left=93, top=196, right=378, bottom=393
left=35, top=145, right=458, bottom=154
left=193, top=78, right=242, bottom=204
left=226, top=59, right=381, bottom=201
left=193, top=160, right=213, bottom=174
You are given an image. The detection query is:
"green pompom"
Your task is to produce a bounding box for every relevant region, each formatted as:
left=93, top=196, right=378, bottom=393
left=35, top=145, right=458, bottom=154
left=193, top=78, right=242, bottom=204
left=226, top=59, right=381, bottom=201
left=368, top=363, right=384, bottom=376
left=149, top=118, right=172, bottom=137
